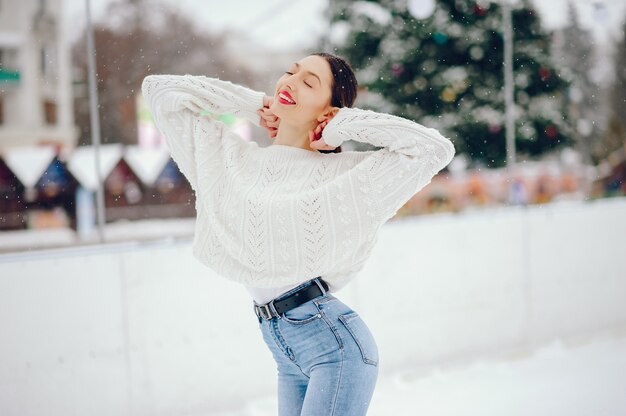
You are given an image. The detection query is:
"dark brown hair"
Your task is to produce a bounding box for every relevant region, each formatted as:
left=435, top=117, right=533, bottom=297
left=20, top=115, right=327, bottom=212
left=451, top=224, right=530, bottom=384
left=311, top=52, right=358, bottom=154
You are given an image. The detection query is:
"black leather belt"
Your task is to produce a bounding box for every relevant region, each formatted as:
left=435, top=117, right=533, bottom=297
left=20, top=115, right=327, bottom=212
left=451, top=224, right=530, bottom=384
left=254, top=277, right=329, bottom=321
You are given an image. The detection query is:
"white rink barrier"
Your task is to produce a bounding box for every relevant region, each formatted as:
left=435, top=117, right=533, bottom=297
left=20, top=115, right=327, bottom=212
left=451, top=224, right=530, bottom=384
left=1, top=197, right=625, bottom=415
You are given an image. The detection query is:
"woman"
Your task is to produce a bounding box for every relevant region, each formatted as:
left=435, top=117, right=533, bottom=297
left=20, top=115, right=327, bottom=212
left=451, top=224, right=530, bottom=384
left=142, top=52, right=455, bottom=415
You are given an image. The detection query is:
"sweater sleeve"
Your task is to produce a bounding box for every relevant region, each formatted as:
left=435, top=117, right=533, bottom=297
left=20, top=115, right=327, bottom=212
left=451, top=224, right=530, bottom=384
left=141, top=74, right=266, bottom=191
left=322, top=107, right=456, bottom=222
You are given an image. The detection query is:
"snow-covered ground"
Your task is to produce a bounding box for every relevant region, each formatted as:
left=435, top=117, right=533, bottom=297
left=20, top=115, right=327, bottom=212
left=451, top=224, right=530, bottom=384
left=1, top=197, right=624, bottom=415
left=222, top=327, right=626, bottom=416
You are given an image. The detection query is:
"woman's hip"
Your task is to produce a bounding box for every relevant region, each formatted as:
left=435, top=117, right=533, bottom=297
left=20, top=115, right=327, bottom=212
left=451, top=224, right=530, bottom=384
left=259, top=293, right=380, bottom=373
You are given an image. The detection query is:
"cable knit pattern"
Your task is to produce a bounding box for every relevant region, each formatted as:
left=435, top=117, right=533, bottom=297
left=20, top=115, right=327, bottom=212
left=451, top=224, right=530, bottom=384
left=141, top=74, right=455, bottom=294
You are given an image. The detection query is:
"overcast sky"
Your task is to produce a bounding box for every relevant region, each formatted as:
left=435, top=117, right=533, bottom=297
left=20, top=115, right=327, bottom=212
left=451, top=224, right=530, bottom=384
left=65, top=0, right=626, bottom=50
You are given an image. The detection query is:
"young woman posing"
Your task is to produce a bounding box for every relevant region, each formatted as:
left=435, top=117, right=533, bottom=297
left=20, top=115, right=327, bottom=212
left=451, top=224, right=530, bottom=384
left=142, top=52, right=455, bottom=416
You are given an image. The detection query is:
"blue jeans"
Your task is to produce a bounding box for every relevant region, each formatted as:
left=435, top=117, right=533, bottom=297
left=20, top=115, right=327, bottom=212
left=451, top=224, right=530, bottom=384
left=255, top=280, right=379, bottom=415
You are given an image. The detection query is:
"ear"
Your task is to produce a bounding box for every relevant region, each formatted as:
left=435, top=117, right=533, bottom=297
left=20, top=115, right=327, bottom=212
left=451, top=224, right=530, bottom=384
left=317, top=106, right=340, bottom=122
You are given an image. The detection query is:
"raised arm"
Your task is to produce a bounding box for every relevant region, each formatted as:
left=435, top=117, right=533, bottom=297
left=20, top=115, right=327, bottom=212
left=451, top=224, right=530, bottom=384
left=141, top=74, right=265, bottom=190
left=322, top=107, right=456, bottom=222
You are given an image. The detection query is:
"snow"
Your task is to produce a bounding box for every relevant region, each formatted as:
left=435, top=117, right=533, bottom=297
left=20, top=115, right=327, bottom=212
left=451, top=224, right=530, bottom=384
left=407, top=0, right=436, bottom=20
left=67, top=144, right=124, bottom=191
left=352, top=1, right=392, bottom=26
left=123, top=146, right=171, bottom=187
left=220, top=328, right=626, bottom=416
left=1, top=146, right=56, bottom=188
left=329, top=20, right=351, bottom=47
left=368, top=331, right=626, bottom=416
left=0, top=198, right=623, bottom=415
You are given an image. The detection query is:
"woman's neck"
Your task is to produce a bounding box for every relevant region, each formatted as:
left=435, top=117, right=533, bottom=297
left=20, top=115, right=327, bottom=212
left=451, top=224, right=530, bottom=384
left=272, top=121, right=317, bottom=152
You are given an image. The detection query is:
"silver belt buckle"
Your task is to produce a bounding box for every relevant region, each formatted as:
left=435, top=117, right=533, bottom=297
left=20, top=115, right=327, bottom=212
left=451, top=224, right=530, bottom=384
left=255, top=303, right=273, bottom=320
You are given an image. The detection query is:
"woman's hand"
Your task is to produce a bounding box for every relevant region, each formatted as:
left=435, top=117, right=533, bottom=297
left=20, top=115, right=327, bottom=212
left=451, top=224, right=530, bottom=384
left=258, top=96, right=280, bottom=139
left=308, top=116, right=337, bottom=151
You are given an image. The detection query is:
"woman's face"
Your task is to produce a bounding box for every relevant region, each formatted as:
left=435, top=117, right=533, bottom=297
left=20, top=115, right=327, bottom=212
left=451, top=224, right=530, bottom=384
left=270, top=55, right=335, bottom=127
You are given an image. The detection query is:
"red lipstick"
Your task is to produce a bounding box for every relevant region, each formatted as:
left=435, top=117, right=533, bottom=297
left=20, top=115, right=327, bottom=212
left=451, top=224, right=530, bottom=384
left=278, top=90, right=296, bottom=105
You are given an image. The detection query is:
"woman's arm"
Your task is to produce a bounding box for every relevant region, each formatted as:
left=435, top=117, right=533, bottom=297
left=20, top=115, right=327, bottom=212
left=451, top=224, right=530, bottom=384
left=321, top=107, right=456, bottom=222
left=141, top=74, right=265, bottom=190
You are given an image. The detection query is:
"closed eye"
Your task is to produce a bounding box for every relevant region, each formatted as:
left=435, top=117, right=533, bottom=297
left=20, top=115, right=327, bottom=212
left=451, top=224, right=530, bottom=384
left=284, top=71, right=313, bottom=88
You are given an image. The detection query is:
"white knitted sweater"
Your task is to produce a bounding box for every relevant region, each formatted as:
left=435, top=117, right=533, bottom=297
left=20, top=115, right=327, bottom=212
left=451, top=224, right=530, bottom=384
left=141, top=74, right=455, bottom=298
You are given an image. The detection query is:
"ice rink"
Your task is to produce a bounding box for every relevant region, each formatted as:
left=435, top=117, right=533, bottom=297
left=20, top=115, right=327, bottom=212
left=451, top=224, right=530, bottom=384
left=228, top=327, right=626, bottom=416
left=1, top=198, right=625, bottom=415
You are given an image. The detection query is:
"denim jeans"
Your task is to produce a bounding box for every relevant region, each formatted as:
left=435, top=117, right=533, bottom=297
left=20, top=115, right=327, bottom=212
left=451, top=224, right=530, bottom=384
left=255, top=280, right=379, bottom=415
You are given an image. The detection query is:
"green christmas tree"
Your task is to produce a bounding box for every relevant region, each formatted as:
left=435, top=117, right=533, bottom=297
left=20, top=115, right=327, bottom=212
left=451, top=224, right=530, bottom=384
left=321, top=0, right=574, bottom=168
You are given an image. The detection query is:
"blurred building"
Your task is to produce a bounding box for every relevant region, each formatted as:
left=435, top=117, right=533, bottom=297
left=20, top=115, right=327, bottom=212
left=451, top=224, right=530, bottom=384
left=0, top=0, right=77, bottom=149
left=0, top=0, right=80, bottom=231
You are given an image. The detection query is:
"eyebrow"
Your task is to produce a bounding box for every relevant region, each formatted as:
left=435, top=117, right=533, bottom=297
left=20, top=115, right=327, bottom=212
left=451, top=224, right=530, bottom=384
left=293, top=62, right=322, bottom=85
